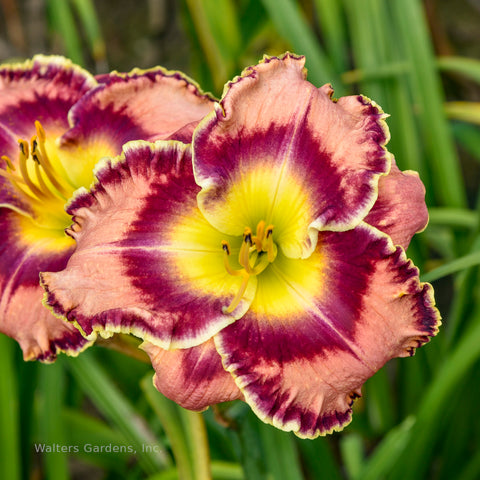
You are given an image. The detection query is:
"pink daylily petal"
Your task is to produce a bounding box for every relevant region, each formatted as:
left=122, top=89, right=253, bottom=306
left=41, top=141, right=256, bottom=350
left=1, top=55, right=217, bottom=362
left=194, top=53, right=391, bottom=259
left=142, top=339, right=242, bottom=410
left=215, top=223, right=440, bottom=438
left=60, top=67, right=215, bottom=153
left=0, top=55, right=96, bottom=140
left=0, top=210, right=91, bottom=361
left=0, top=55, right=97, bottom=210
left=364, top=161, right=428, bottom=249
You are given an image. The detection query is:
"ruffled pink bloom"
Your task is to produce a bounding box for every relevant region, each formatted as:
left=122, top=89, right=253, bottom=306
left=41, top=54, right=440, bottom=436
left=0, top=55, right=214, bottom=361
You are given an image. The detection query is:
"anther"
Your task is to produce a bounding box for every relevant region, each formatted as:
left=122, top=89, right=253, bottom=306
left=221, top=240, right=230, bottom=256
left=239, top=229, right=255, bottom=274
left=18, top=139, right=46, bottom=199
left=35, top=120, right=46, bottom=142
left=265, top=224, right=275, bottom=262
left=243, top=227, right=253, bottom=245
left=18, top=139, right=28, bottom=158
left=222, top=241, right=242, bottom=277
left=1, top=155, right=14, bottom=171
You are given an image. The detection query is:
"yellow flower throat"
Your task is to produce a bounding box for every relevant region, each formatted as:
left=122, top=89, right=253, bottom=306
left=2, top=121, right=74, bottom=201
left=0, top=121, right=75, bottom=231
left=222, top=220, right=277, bottom=314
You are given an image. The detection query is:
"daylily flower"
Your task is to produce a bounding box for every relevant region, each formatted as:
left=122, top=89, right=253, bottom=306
left=0, top=55, right=214, bottom=362
left=40, top=53, right=440, bottom=437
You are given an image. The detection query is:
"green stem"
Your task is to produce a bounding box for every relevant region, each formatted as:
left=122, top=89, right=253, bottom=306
left=179, top=408, right=211, bottom=480
left=141, top=375, right=193, bottom=480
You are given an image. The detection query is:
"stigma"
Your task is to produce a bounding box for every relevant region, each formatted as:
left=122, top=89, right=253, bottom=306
left=222, top=220, right=277, bottom=314
left=0, top=120, right=74, bottom=208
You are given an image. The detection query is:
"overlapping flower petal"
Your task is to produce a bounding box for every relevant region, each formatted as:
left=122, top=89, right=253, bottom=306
left=41, top=141, right=256, bottom=350
left=0, top=209, right=90, bottom=361
left=0, top=55, right=215, bottom=361
left=194, top=53, right=391, bottom=259
left=142, top=338, right=243, bottom=410
left=0, top=55, right=96, bottom=212
left=40, top=53, right=440, bottom=436
left=365, top=161, right=429, bottom=248
left=215, top=224, right=439, bottom=437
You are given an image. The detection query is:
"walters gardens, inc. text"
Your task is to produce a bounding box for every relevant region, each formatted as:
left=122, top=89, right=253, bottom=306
left=34, top=443, right=163, bottom=454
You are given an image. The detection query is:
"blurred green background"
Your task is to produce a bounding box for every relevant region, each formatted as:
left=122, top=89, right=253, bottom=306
left=1, top=0, right=480, bottom=479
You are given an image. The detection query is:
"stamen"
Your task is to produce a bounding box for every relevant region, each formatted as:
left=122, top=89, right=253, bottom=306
left=0, top=155, right=44, bottom=204
left=35, top=120, right=46, bottom=142
left=222, top=272, right=250, bottom=314
left=1, top=155, right=14, bottom=171
left=33, top=160, right=53, bottom=197
left=254, top=220, right=265, bottom=251
left=221, top=220, right=277, bottom=314
left=18, top=139, right=47, bottom=200
left=265, top=224, right=275, bottom=262
left=222, top=241, right=242, bottom=276
left=31, top=128, right=71, bottom=199
left=239, top=227, right=255, bottom=273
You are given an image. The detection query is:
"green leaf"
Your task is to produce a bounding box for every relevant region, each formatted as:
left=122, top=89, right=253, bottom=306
left=390, top=317, right=480, bottom=478
left=69, top=0, right=106, bottom=64
left=421, top=251, right=480, bottom=282
left=445, top=101, right=480, bottom=125
left=340, top=433, right=365, bottom=480
left=390, top=0, right=466, bottom=207
left=38, top=361, right=69, bottom=480
left=358, top=416, right=415, bottom=480
left=428, top=208, right=478, bottom=229
left=66, top=351, right=170, bottom=474
left=141, top=375, right=194, bottom=480
left=257, top=423, right=304, bottom=480
left=437, top=56, right=480, bottom=85
left=260, top=0, right=343, bottom=91
left=0, top=335, right=21, bottom=480
left=61, top=408, right=131, bottom=471
left=46, top=0, right=85, bottom=65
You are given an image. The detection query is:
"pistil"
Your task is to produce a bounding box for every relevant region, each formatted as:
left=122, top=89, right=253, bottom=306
left=222, top=220, right=277, bottom=314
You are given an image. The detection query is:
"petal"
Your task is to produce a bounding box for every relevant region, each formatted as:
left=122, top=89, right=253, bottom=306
left=41, top=141, right=256, bottom=350
left=364, top=161, right=428, bottom=249
left=0, top=55, right=96, bottom=139
left=193, top=53, right=391, bottom=258
left=142, top=339, right=243, bottom=410
left=0, top=209, right=91, bottom=361
left=59, top=67, right=215, bottom=154
left=0, top=55, right=97, bottom=209
left=215, top=223, right=440, bottom=438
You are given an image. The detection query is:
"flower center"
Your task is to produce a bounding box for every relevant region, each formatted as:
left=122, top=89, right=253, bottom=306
left=0, top=120, right=75, bottom=230
left=221, top=220, right=277, bottom=314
